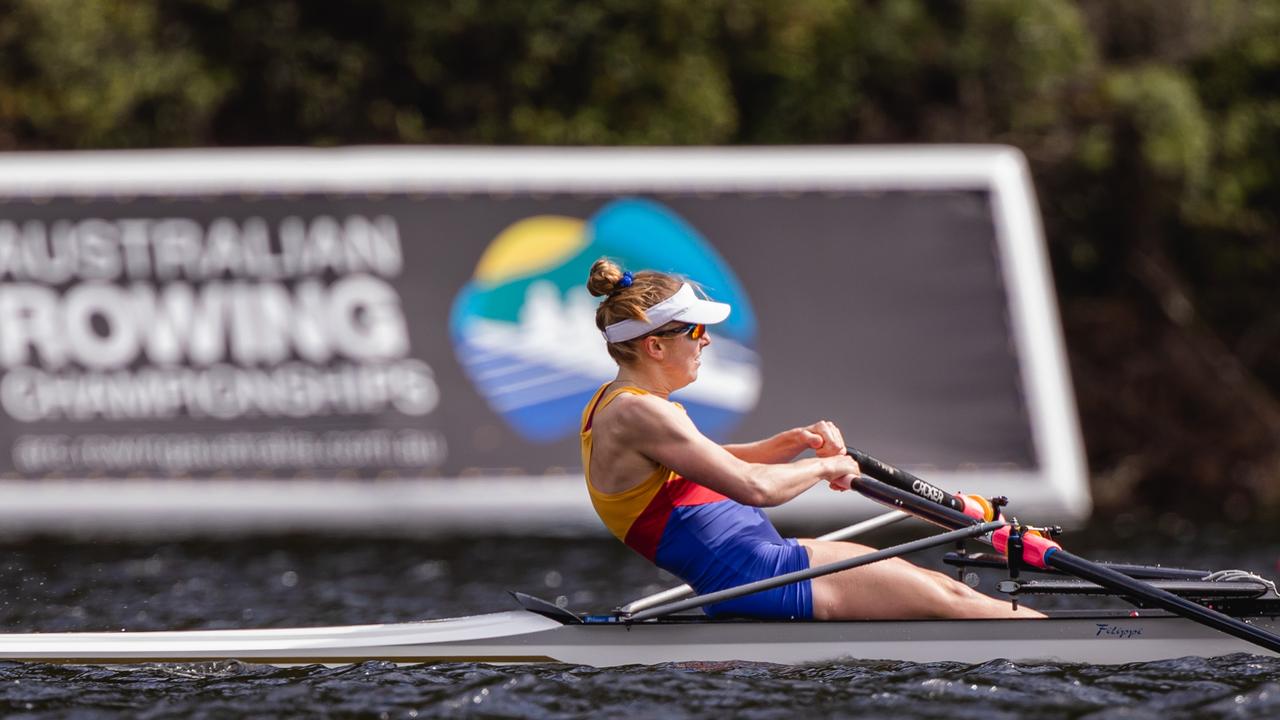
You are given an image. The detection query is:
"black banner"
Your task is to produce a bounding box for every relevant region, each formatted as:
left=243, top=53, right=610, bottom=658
left=0, top=190, right=1034, bottom=480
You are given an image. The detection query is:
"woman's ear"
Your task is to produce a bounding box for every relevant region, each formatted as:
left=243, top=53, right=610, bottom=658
left=642, top=336, right=665, bottom=360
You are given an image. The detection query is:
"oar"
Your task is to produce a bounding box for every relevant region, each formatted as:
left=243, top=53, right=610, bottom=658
left=625, top=520, right=1005, bottom=622
left=846, top=446, right=1280, bottom=655
left=1045, top=550, right=1280, bottom=653
left=615, top=509, right=910, bottom=615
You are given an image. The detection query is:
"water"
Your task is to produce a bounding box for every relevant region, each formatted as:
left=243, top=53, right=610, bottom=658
left=2, top=655, right=1277, bottom=719
left=0, top=526, right=1277, bottom=718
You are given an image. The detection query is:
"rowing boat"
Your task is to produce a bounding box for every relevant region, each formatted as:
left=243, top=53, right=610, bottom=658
left=2, top=553, right=1275, bottom=667
left=0, top=592, right=1276, bottom=667
left=2, top=449, right=1276, bottom=667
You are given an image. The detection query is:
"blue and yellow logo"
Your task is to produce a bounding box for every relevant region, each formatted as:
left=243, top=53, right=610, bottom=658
left=450, top=198, right=760, bottom=443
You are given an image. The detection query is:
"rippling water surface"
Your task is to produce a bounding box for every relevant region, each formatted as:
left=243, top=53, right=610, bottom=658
left=0, top=524, right=1277, bottom=718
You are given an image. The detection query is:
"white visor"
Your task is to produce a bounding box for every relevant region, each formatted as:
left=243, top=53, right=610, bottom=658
left=602, top=283, right=731, bottom=343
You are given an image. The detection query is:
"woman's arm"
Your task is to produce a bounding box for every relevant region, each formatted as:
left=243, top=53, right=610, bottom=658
left=723, top=421, right=846, bottom=464
left=611, top=395, right=860, bottom=507
left=722, top=432, right=809, bottom=464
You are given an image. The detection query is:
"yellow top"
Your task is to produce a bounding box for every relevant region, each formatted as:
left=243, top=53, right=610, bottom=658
left=579, top=383, right=677, bottom=544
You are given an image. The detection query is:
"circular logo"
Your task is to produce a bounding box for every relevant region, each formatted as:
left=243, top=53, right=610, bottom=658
left=450, top=198, right=760, bottom=442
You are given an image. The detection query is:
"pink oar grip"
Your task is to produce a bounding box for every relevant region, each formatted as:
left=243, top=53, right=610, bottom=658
left=992, top=526, right=1061, bottom=569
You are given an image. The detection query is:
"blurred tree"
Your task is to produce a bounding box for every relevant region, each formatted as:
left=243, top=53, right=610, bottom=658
left=0, top=0, right=226, bottom=148
left=158, top=0, right=740, bottom=145
left=1037, top=0, right=1280, bottom=517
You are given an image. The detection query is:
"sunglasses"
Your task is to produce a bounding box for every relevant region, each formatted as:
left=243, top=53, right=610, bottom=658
left=653, top=323, right=706, bottom=341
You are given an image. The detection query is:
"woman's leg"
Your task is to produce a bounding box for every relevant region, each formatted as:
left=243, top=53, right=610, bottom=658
left=798, top=539, right=1044, bottom=621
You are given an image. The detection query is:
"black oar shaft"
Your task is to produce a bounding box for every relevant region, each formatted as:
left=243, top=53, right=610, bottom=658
left=853, top=475, right=979, bottom=530
left=626, top=521, right=1005, bottom=623
left=847, top=447, right=966, bottom=513
left=1047, top=550, right=1280, bottom=653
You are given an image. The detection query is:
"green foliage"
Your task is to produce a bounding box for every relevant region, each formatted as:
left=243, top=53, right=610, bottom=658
left=954, top=0, right=1097, bottom=137
left=1101, top=66, right=1210, bottom=188
left=0, top=0, right=1102, bottom=148
left=0, top=0, right=226, bottom=148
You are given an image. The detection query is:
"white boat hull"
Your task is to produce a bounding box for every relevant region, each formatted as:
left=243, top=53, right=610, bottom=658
left=1, top=610, right=1277, bottom=666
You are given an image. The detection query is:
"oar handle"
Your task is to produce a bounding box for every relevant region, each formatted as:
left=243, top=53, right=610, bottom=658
left=846, top=447, right=967, bottom=514
left=853, top=475, right=982, bottom=530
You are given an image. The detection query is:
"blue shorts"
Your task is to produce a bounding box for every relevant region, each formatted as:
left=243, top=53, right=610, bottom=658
left=654, top=501, right=815, bottom=620
left=701, top=538, right=814, bottom=620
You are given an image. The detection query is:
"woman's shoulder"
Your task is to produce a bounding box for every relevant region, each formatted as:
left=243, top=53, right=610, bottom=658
left=597, top=389, right=684, bottom=431
left=601, top=388, right=665, bottom=417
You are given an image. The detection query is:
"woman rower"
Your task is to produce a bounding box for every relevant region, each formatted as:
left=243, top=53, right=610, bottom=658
left=580, top=259, right=1042, bottom=621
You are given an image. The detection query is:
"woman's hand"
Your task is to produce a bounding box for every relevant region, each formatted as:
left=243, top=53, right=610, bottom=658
left=823, top=454, right=862, bottom=492
left=794, top=420, right=846, bottom=458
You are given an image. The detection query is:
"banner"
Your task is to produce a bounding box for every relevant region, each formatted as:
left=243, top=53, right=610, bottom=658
left=0, top=148, right=1090, bottom=528
left=0, top=191, right=1031, bottom=477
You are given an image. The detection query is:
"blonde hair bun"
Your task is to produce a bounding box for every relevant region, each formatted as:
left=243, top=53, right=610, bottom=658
left=586, top=258, right=625, bottom=297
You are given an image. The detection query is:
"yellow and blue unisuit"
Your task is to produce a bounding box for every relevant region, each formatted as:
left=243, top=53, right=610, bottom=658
left=581, top=384, right=813, bottom=619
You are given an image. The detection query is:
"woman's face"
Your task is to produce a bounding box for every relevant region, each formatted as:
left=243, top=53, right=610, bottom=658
left=659, top=323, right=711, bottom=388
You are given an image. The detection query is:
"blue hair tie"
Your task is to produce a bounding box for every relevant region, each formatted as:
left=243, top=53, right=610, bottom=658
left=618, top=271, right=634, bottom=289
